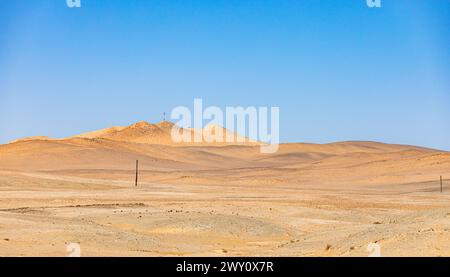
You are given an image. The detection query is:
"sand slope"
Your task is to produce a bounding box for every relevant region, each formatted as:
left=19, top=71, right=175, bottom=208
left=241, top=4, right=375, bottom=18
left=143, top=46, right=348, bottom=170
left=0, top=121, right=449, bottom=256
left=71, top=121, right=258, bottom=146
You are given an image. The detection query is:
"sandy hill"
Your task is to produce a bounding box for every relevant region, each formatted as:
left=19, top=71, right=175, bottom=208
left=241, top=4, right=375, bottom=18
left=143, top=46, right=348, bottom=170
left=72, top=121, right=258, bottom=146
left=1, top=120, right=449, bottom=187
left=1, top=122, right=450, bottom=258
left=0, top=121, right=448, bottom=186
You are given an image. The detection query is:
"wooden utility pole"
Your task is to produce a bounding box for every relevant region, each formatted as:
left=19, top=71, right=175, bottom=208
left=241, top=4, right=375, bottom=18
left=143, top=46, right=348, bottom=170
left=135, top=160, right=139, bottom=187
left=440, top=176, right=443, bottom=193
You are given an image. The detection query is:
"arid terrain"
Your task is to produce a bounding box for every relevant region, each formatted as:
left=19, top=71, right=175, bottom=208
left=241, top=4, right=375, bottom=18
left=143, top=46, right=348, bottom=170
left=0, top=121, right=449, bottom=257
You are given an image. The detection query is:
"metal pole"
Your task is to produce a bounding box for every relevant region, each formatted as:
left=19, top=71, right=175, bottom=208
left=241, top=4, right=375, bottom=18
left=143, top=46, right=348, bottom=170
left=135, top=160, right=139, bottom=187
left=441, top=176, right=443, bottom=193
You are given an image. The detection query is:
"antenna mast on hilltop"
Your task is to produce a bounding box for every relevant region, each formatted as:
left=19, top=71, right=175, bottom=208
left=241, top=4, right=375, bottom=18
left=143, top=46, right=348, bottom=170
left=163, top=112, right=166, bottom=121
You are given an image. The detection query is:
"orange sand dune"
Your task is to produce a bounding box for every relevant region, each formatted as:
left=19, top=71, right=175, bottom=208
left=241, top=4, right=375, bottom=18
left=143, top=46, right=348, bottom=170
left=1, top=121, right=449, bottom=257
left=1, top=121, right=448, bottom=186
left=70, top=121, right=258, bottom=146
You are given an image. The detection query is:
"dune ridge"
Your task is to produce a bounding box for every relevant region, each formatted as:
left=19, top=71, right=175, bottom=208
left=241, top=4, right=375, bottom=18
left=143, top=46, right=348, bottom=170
left=1, top=121, right=448, bottom=187
left=65, top=120, right=258, bottom=146
left=1, top=121, right=450, bottom=257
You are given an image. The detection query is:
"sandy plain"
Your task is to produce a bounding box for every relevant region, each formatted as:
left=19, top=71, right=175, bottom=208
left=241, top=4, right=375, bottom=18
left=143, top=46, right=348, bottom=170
left=0, top=121, right=449, bottom=256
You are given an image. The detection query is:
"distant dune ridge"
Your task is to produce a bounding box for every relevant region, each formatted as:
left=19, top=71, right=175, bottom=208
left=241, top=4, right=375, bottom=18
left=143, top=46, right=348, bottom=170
left=72, top=120, right=258, bottom=146
left=0, top=120, right=449, bottom=186
left=1, top=120, right=450, bottom=257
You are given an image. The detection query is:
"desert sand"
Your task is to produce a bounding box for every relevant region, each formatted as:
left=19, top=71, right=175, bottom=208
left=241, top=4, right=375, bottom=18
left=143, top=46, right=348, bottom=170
left=0, top=121, right=449, bottom=257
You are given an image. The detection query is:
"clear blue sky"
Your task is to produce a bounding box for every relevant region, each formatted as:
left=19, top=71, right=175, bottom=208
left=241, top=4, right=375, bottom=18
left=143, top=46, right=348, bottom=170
left=0, top=0, right=449, bottom=149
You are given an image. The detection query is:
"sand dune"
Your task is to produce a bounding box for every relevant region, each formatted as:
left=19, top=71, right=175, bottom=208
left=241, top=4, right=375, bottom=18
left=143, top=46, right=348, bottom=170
left=0, top=121, right=449, bottom=256
left=71, top=121, right=257, bottom=146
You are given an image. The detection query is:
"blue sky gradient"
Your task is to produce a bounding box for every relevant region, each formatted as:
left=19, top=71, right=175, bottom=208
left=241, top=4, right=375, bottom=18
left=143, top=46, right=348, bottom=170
left=0, top=0, right=449, bottom=149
